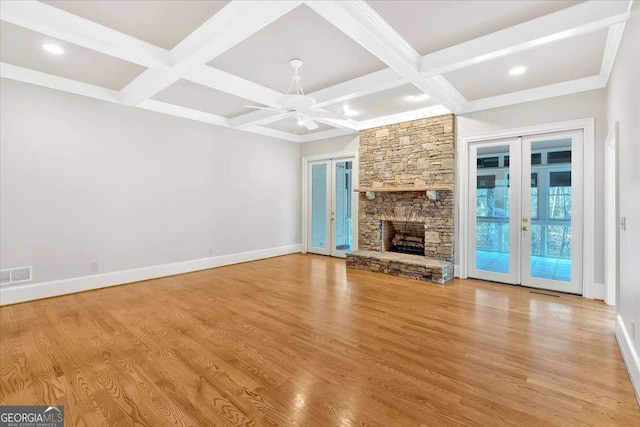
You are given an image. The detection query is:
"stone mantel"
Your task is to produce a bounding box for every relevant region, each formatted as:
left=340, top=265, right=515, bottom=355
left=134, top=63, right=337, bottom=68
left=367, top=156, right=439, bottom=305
left=354, top=186, right=447, bottom=201
left=354, top=186, right=450, bottom=192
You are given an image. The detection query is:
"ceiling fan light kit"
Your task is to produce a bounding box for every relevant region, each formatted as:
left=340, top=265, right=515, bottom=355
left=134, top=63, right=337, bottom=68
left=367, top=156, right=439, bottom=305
left=245, top=59, right=348, bottom=131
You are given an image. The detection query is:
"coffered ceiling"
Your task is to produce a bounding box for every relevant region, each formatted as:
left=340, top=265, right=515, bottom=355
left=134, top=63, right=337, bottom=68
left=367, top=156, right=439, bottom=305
left=0, top=21, right=145, bottom=90
left=0, top=0, right=632, bottom=143
left=43, top=1, right=230, bottom=50
left=152, top=79, right=263, bottom=118
left=368, top=1, right=584, bottom=55
left=324, top=84, right=439, bottom=121
left=444, top=28, right=608, bottom=101
left=208, top=4, right=387, bottom=94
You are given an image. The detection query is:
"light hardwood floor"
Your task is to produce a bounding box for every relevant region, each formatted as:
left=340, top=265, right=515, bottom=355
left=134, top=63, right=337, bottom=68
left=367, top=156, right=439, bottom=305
left=1, top=254, right=638, bottom=426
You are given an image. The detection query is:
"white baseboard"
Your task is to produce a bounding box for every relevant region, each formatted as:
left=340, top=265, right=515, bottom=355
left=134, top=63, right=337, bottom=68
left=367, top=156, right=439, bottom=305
left=0, top=244, right=302, bottom=306
left=616, top=314, right=640, bottom=406
left=593, top=282, right=605, bottom=300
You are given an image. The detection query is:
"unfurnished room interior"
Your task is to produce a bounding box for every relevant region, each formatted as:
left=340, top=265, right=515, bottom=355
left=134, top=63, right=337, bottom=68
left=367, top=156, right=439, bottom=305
left=0, top=0, right=639, bottom=426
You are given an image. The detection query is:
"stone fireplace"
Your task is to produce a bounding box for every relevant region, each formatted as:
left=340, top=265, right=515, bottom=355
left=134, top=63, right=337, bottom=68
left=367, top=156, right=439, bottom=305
left=346, top=114, right=455, bottom=284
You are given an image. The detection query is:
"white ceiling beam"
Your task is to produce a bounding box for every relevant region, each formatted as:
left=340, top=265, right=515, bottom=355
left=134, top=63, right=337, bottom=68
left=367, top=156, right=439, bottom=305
left=463, top=75, right=606, bottom=114
left=298, top=128, right=356, bottom=143
left=419, top=0, right=632, bottom=77
left=119, top=70, right=181, bottom=106
left=121, top=0, right=302, bottom=106
left=599, top=22, right=627, bottom=85
left=230, top=109, right=289, bottom=129
left=310, top=68, right=405, bottom=108
left=356, top=105, right=451, bottom=130
left=183, top=66, right=282, bottom=107
left=243, top=126, right=302, bottom=143
left=138, top=100, right=303, bottom=142
left=0, top=1, right=171, bottom=70
left=169, top=1, right=301, bottom=70
left=312, top=117, right=359, bottom=132
left=0, top=62, right=121, bottom=103
left=136, top=99, right=230, bottom=128
left=305, top=0, right=466, bottom=114
left=424, top=75, right=468, bottom=111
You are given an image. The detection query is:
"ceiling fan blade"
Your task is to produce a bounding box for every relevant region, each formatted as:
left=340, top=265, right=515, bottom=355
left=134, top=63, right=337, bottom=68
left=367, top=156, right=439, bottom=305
left=244, top=105, right=284, bottom=112
left=308, top=110, right=348, bottom=120
left=302, top=115, right=319, bottom=130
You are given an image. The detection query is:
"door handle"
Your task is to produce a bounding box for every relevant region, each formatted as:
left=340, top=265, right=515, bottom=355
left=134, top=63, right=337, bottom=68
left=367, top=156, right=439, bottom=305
left=522, top=226, right=528, bottom=231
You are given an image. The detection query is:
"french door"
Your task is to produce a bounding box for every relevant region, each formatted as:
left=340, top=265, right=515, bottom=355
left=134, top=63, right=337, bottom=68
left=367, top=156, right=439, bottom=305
left=468, top=131, right=583, bottom=294
left=307, top=158, right=354, bottom=258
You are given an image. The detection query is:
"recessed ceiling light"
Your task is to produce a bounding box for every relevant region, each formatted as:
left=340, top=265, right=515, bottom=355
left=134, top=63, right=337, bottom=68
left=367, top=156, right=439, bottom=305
left=406, top=93, right=430, bottom=102
left=343, top=105, right=358, bottom=117
left=509, top=66, right=526, bottom=76
left=42, top=43, right=64, bottom=55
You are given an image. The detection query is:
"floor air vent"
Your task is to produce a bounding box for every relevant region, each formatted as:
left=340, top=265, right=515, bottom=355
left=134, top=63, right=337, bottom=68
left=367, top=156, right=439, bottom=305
left=0, top=266, right=32, bottom=287
left=529, top=290, right=560, bottom=298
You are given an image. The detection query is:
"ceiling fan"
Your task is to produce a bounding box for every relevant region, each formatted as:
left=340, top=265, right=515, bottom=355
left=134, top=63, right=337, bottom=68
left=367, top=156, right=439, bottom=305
left=245, top=59, right=348, bottom=131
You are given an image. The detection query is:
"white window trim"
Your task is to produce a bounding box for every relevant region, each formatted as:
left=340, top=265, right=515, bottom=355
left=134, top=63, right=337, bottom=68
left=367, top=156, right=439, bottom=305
left=457, top=118, right=596, bottom=298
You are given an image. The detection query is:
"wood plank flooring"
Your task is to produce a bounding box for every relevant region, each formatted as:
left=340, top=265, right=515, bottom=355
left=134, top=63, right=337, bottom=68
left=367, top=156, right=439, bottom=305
left=1, top=253, right=638, bottom=426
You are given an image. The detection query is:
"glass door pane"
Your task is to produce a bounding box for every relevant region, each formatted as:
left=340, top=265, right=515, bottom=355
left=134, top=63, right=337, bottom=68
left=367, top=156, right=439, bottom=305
left=521, top=132, right=583, bottom=294
left=332, top=160, right=353, bottom=257
left=308, top=161, right=330, bottom=255
left=468, top=140, right=520, bottom=284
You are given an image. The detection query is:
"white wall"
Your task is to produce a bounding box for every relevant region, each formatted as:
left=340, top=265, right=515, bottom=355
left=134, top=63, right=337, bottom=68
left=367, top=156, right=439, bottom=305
left=606, top=2, right=640, bottom=398
left=300, top=134, right=358, bottom=158
left=0, top=79, right=300, bottom=290
left=456, top=89, right=608, bottom=285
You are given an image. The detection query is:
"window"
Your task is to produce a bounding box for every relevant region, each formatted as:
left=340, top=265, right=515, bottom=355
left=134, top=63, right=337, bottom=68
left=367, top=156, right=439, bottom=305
left=530, top=173, right=538, bottom=220
left=549, top=171, right=571, bottom=220
left=547, top=150, right=571, bottom=164
left=531, top=153, right=542, bottom=165
left=477, top=175, right=495, bottom=189
left=477, top=157, right=499, bottom=168
left=550, top=171, right=571, bottom=187
left=476, top=174, right=508, bottom=218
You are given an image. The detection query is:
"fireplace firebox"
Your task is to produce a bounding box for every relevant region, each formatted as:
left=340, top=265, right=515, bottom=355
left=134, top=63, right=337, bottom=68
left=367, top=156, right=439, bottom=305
left=380, top=220, right=425, bottom=256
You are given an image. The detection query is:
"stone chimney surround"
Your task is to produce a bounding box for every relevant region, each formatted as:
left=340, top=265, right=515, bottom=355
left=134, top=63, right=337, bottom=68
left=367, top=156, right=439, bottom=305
left=346, top=114, right=455, bottom=284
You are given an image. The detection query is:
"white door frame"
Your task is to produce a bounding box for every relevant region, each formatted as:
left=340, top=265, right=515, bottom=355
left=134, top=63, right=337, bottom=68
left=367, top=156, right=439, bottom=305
left=458, top=118, right=596, bottom=298
left=467, top=138, right=521, bottom=285
left=306, top=159, right=332, bottom=256
left=604, top=123, right=619, bottom=306
left=302, top=152, right=359, bottom=256
left=520, top=130, right=584, bottom=294
left=330, top=160, right=355, bottom=258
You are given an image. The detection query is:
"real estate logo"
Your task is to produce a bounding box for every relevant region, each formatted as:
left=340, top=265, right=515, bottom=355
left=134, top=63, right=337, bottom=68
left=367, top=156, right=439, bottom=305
left=0, top=405, right=64, bottom=427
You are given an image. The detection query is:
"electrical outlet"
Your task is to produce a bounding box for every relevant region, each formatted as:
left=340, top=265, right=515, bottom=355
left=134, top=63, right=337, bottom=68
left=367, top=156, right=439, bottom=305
left=90, top=262, right=99, bottom=273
